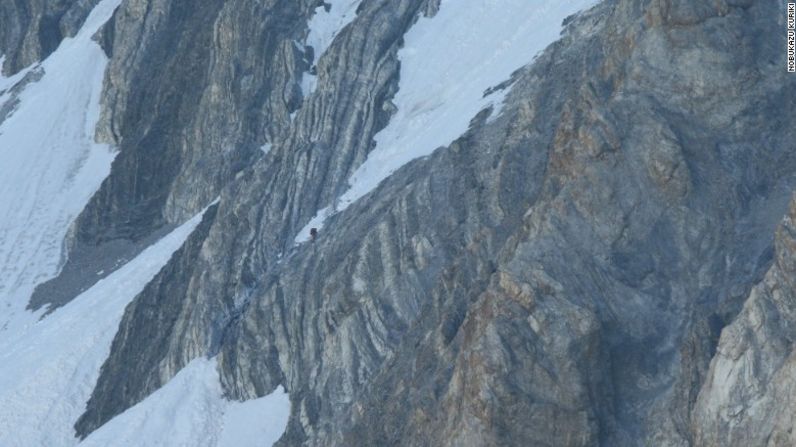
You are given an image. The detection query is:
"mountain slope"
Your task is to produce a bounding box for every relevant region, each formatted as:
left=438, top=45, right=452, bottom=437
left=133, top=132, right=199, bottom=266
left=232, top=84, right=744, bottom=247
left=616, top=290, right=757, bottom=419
left=1, top=0, right=794, bottom=446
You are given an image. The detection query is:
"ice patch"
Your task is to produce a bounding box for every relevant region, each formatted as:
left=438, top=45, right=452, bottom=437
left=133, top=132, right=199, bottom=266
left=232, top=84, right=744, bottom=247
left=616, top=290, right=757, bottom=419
left=80, top=358, right=291, bottom=447
left=296, top=0, right=599, bottom=243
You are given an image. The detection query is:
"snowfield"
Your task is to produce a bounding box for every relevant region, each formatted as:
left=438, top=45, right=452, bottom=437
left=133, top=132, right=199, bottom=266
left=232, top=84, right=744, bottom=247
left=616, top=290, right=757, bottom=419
left=296, top=0, right=599, bottom=242
left=0, top=0, right=121, bottom=334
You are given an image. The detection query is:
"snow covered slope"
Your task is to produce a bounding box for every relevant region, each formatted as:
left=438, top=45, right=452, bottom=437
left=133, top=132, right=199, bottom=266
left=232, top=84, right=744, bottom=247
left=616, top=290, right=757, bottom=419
left=0, top=208, right=207, bottom=446
left=0, top=0, right=121, bottom=333
left=0, top=199, right=291, bottom=446
left=80, top=359, right=290, bottom=447
left=296, top=0, right=598, bottom=242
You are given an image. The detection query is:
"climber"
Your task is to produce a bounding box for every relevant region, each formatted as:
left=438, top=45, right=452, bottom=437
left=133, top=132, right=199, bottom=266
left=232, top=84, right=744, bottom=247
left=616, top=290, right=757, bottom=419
left=310, top=227, right=318, bottom=242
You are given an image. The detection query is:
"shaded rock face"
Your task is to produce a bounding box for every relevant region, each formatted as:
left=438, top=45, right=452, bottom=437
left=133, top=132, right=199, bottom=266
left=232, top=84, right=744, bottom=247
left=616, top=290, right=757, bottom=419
left=75, top=0, right=433, bottom=435
left=692, top=198, right=796, bottom=447
left=0, top=0, right=99, bottom=75
left=31, top=0, right=317, bottom=311
left=17, top=0, right=796, bottom=445
left=81, top=0, right=310, bottom=235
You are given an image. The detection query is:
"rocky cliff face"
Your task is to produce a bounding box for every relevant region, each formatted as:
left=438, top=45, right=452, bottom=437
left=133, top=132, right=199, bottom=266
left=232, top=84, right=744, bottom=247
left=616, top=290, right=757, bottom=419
left=692, top=197, right=796, bottom=447
left=2, top=0, right=795, bottom=445
left=0, top=0, right=99, bottom=74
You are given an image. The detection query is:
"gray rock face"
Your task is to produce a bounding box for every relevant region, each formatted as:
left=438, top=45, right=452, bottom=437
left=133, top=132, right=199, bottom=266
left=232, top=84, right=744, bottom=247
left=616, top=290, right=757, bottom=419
left=74, top=0, right=305, bottom=240
left=692, top=198, right=796, bottom=447
left=0, top=65, right=43, bottom=124
left=75, top=0, right=431, bottom=434
left=13, top=0, right=795, bottom=444
left=34, top=0, right=316, bottom=311
left=0, top=0, right=99, bottom=75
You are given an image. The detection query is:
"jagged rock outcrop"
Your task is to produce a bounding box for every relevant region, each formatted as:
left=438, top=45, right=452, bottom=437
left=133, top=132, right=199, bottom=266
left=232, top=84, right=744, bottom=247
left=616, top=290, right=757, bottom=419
left=692, top=197, right=796, bottom=447
left=10, top=0, right=794, bottom=445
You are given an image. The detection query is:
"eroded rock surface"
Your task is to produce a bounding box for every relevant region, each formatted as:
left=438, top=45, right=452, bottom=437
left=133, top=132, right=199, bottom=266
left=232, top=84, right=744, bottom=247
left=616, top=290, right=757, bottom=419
left=693, top=198, right=796, bottom=447
left=10, top=0, right=795, bottom=445
left=0, top=0, right=99, bottom=74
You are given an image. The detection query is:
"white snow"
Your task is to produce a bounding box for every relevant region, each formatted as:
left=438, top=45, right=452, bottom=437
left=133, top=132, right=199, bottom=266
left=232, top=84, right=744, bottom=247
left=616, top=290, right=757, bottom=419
left=81, top=358, right=291, bottom=447
left=300, top=0, right=363, bottom=96
left=352, top=276, right=366, bottom=293
left=0, top=0, right=123, bottom=333
left=0, top=207, right=207, bottom=447
left=260, top=142, right=273, bottom=155
left=295, top=0, right=598, bottom=243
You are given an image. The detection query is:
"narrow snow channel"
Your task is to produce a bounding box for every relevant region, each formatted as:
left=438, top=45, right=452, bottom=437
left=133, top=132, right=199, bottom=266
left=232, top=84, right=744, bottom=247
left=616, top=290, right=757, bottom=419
left=296, top=0, right=599, bottom=243
left=300, top=0, right=363, bottom=96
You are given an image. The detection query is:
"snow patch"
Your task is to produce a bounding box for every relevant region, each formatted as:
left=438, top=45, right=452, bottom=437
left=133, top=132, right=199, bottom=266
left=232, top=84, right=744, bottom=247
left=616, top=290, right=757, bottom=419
left=300, top=0, right=363, bottom=96
left=260, top=142, right=273, bottom=155
left=80, top=358, right=291, bottom=447
left=0, top=206, right=208, bottom=447
left=485, top=89, right=510, bottom=124
left=296, top=0, right=599, bottom=243
left=352, top=276, right=366, bottom=293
